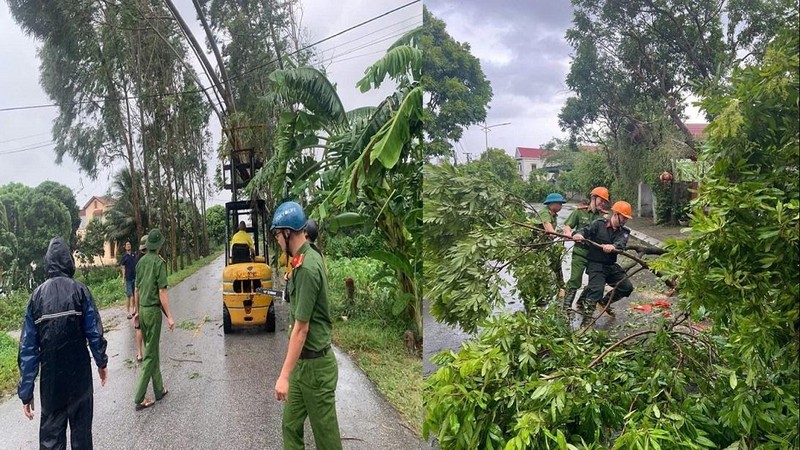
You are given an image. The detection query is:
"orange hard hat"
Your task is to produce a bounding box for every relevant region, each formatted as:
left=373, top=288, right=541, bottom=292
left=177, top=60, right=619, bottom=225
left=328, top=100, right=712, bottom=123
left=590, top=186, right=610, bottom=202
left=611, top=201, right=633, bottom=219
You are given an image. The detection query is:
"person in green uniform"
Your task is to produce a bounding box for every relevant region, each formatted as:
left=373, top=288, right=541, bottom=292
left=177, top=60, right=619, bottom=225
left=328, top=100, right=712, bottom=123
left=573, top=201, right=635, bottom=326
left=132, top=229, right=175, bottom=410
left=562, top=186, right=610, bottom=315
left=271, top=201, right=342, bottom=450
left=537, top=193, right=567, bottom=294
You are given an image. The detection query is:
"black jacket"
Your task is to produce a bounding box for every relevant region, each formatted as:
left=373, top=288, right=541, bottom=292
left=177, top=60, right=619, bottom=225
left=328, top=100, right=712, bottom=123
left=17, top=237, right=108, bottom=407
left=576, top=218, right=630, bottom=265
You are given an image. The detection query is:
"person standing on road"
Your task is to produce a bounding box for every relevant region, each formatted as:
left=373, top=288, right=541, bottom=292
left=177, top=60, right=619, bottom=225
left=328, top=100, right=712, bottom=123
left=132, top=229, right=175, bottom=410
left=561, top=187, right=610, bottom=314
left=572, top=201, right=635, bottom=325
left=537, top=193, right=567, bottom=295
left=17, top=237, right=108, bottom=450
left=132, top=236, right=147, bottom=362
left=120, top=241, right=137, bottom=319
left=271, top=201, right=342, bottom=450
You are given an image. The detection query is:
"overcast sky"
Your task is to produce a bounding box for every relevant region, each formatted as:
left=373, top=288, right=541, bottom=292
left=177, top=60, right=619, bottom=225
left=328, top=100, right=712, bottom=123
left=0, top=0, right=421, bottom=208
left=425, top=1, right=702, bottom=162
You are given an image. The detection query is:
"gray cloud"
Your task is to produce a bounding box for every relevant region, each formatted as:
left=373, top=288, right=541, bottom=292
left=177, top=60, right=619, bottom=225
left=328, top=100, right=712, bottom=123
left=426, top=0, right=576, bottom=160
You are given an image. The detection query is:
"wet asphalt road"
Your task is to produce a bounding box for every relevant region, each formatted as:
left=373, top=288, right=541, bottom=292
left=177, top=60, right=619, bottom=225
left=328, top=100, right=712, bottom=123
left=0, top=255, right=421, bottom=450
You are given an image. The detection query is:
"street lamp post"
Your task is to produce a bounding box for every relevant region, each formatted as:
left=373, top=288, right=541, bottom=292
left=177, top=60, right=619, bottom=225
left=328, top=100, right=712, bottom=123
left=478, top=122, right=511, bottom=152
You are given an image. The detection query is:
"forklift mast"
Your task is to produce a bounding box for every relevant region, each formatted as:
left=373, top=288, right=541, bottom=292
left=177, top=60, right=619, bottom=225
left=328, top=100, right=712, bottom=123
left=222, top=147, right=269, bottom=265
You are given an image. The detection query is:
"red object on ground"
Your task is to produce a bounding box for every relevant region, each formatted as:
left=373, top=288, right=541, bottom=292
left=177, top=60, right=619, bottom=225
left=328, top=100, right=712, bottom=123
left=651, top=300, right=671, bottom=309
left=632, top=304, right=653, bottom=312
left=660, top=171, right=673, bottom=183
left=661, top=311, right=672, bottom=318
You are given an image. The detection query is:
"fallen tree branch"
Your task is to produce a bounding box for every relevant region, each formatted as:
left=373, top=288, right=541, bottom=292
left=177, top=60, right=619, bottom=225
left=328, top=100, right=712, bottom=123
left=588, top=330, right=656, bottom=368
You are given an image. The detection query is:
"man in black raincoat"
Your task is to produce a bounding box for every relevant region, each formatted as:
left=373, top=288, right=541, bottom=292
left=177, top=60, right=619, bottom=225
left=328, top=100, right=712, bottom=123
left=17, top=237, right=109, bottom=450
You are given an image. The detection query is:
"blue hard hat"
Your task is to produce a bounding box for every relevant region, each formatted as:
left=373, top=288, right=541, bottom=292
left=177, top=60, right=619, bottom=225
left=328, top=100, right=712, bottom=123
left=271, top=201, right=307, bottom=231
left=543, top=193, right=566, bottom=205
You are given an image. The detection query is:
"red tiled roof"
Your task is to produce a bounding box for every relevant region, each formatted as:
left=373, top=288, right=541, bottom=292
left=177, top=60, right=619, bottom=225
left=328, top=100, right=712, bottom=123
left=516, top=147, right=550, bottom=159
left=685, top=123, right=708, bottom=139
left=580, top=145, right=600, bottom=153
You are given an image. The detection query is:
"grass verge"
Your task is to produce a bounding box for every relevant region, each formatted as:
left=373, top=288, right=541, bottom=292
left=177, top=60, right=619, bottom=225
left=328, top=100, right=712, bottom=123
left=0, top=333, right=18, bottom=396
left=332, top=317, right=422, bottom=435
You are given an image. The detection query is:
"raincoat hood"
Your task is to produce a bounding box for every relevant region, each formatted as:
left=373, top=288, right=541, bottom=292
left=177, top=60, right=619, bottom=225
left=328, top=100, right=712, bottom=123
left=45, top=237, right=75, bottom=279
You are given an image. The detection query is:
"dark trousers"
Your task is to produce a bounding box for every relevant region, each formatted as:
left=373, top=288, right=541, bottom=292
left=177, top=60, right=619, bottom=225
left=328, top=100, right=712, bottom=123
left=584, top=262, right=634, bottom=309
left=39, top=387, right=93, bottom=450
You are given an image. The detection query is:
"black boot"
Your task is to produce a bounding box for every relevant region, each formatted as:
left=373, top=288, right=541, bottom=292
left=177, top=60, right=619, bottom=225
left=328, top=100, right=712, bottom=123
left=562, top=289, right=577, bottom=311
left=597, top=292, right=615, bottom=317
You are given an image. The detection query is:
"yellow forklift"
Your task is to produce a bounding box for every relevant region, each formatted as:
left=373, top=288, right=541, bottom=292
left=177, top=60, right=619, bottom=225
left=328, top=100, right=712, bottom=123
left=220, top=146, right=283, bottom=334
left=222, top=199, right=281, bottom=333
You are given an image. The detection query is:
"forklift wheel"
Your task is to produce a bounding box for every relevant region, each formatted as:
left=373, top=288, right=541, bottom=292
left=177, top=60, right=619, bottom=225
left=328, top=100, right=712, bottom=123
left=223, top=305, right=232, bottom=334
left=265, top=302, right=276, bottom=333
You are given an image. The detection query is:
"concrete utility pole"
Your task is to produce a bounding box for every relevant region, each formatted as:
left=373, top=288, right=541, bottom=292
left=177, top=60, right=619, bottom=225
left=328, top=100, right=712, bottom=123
left=478, top=122, right=512, bottom=152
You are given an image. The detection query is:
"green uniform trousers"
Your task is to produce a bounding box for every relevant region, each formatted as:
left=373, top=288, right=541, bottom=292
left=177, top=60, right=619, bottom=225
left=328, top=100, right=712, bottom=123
left=134, top=306, right=165, bottom=404
left=567, top=249, right=589, bottom=290
left=282, top=351, right=342, bottom=450
left=548, top=245, right=565, bottom=290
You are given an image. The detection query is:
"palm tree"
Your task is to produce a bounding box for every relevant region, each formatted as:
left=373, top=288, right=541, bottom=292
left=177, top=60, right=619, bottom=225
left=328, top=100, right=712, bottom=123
left=106, top=168, right=148, bottom=247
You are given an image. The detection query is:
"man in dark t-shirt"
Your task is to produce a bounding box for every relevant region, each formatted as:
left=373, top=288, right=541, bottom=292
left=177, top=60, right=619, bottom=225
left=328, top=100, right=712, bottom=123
left=120, top=241, right=137, bottom=319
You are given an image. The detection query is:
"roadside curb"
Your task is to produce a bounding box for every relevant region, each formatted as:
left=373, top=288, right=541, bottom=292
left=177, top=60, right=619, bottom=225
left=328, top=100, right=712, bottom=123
left=627, top=228, right=665, bottom=248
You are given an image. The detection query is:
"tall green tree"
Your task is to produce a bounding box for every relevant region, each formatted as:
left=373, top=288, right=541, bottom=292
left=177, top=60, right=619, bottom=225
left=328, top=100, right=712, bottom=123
left=422, top=6, right=492, bottom=158
left=560, top=0, right=795, bottom=200
left=0, top=183, right=72, bottom=282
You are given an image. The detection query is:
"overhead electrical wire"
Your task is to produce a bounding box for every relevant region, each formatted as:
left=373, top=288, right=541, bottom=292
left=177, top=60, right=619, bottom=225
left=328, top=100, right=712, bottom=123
left=0, top=0, right=421, bottom=114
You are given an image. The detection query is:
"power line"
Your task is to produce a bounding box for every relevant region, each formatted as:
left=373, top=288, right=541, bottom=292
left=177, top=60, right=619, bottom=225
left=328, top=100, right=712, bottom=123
left=0, top=131, right=50, bottom=144
left=0, top=141, right=55, bottom=156
left=316, top=14, right=421, bottom=56
left=321, top=26, right=418, bottom=67
left=0, top=0, right=422, bottom=114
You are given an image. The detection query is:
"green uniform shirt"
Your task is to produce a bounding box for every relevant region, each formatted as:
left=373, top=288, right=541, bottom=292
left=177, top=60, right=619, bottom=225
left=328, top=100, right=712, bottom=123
left=135, top=252, right=168, bottom=307
left=533, top=208, right=558, bottom=228
left=287, top=242, right=332, bottom=352
left=565, top=207, right=606, bottom=256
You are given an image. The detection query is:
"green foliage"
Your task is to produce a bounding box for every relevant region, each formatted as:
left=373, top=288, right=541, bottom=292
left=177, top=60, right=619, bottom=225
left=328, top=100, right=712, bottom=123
left=0, top=332, right=19, bottom=395
left=265, top=32, right=424, bottom=336
left=425, top=17, right=800, bottom=449
left=0, top=182, right=74, bottom=285
left=567, top=151, right=615, bottom=199
left=424, top=310, right=724, bottom=449
left=75, top=218, right=108, bottom=267
left=652, top=22, right=799, bottom=446
left=324, top=230, right=385, bottom=259
left=422, top=6, right=492, bottom=157
left=0, top=290, right=29, bottom=333
left=204, top=205, right=226, bottom=247
left=326, top=257, right=393, bottom=323
left=326, top=256, right=422, bottom=429
left=424, top=163, right=560, bottom=333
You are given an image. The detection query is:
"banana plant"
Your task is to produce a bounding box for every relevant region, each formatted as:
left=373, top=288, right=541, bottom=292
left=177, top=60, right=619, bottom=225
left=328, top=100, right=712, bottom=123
left=257, top=28, right=424, bottom=337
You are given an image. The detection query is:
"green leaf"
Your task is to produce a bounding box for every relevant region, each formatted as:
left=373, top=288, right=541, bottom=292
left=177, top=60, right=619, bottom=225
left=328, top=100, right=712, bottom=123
left=327, top=212, right=365, bottom=233
left=729, top=371, right=738, bottom=390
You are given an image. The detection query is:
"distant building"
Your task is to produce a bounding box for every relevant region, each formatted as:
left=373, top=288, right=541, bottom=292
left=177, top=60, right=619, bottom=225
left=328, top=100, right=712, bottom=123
left=76, top=196, right=118, bottom=266
left=515, top=147, right=556, bottom=181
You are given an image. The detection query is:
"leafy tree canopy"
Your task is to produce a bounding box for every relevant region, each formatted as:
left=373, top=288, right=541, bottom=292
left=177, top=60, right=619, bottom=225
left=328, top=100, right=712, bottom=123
left=422, top=6, right=492, bottom=158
